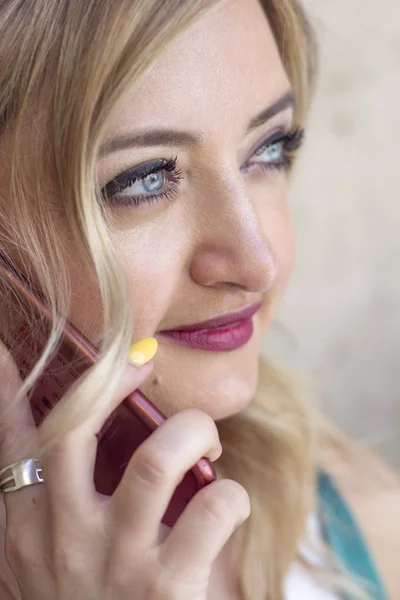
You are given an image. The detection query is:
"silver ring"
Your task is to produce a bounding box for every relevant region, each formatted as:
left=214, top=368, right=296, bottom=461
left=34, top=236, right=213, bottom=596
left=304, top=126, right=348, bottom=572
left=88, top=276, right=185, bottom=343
left=0, top=458, right=44, bottom=493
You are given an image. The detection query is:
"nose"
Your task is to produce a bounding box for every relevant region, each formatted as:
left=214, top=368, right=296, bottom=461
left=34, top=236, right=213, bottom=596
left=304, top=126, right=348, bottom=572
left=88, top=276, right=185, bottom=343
left=189, top=170, right=277, bottom=293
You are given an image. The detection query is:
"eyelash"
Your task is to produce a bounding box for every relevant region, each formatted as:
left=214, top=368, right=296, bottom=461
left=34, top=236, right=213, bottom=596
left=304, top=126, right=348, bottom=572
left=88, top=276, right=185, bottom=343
left=100, top=127, right=304, bottom=208
left=100, top=156, right=182, bottom=208
left=249, top=126, right=304, bottom=171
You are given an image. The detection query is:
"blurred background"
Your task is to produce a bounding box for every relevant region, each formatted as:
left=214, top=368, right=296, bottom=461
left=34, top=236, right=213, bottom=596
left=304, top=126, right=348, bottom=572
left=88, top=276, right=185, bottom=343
left=261, top=0, right=400, bottom=467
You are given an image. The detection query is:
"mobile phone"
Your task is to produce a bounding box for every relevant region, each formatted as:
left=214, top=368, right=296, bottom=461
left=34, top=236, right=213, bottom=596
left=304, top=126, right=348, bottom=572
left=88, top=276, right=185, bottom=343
left=0, top=251, right=216, bottom=527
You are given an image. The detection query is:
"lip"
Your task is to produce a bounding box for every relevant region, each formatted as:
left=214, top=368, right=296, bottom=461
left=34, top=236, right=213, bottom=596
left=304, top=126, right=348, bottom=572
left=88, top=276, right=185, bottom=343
left=157, top=301, right=262, bottom=352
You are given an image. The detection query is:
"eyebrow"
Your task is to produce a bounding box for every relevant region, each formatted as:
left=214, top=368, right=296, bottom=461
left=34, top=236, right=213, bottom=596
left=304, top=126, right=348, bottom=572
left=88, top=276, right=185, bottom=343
left=99, top=90, right=295, bottom=157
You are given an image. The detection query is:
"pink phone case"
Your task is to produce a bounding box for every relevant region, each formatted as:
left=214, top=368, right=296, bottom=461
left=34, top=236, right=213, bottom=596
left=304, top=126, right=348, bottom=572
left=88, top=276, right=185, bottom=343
left=0, top=251, right=216, bottom=527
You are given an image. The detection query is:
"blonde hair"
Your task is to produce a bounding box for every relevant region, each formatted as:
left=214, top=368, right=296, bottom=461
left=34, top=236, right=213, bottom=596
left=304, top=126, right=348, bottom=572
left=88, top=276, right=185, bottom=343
left=0, top=1, right=323, bottom=599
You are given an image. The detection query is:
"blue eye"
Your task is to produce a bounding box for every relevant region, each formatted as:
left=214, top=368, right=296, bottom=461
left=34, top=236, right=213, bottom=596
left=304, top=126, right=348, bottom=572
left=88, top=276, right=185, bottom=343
left=101, top=156, right=182, bottom=207
left=142, top=171, right=164, bottom=192
left=100, top=128, right=304, bottom=209
left=121, top=170, right=165, bottom=197
left=249, top=127, right=304, bottom=171
left=255, top=140, right=284, bottom=162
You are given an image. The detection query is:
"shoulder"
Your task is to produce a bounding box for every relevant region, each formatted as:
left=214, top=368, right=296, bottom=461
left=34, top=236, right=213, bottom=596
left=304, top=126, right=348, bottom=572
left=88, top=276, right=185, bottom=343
left=319, top=430, right=400, bottom=600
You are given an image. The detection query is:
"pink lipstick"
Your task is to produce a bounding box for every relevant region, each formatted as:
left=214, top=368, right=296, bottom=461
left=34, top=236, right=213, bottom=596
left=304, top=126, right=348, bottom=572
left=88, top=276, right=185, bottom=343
left=157, top=302, right=261, bottom=351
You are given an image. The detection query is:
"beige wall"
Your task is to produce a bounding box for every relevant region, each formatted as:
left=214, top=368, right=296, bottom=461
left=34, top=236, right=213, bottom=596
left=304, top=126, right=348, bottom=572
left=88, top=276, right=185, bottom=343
left=261, top=0, right=400, bottom=467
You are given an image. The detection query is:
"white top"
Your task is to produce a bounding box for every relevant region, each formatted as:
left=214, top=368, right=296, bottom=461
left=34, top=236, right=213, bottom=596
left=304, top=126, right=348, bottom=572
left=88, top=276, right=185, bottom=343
left=285, top=514, right=340, bottom=599
left=285, top=562, right=339, bottom=599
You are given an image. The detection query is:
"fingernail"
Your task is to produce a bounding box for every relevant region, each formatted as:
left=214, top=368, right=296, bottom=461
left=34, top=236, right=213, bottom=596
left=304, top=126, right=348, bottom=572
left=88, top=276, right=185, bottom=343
left=128, top=337, right=158, bottom=366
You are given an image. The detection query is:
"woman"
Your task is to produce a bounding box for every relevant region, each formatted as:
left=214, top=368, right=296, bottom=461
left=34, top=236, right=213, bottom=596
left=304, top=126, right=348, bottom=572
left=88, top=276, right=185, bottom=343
left=0, top=0, right=398, bottom=598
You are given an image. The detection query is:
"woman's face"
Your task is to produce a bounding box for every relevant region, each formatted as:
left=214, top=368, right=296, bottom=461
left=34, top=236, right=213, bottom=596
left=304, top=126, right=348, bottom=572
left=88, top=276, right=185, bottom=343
left=71, top=0, right=296, bottom=420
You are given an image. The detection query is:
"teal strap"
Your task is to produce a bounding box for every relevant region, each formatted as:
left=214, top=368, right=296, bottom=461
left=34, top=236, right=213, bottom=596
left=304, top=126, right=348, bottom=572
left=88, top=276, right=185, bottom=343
left=317, top=471, right=389, bottom=600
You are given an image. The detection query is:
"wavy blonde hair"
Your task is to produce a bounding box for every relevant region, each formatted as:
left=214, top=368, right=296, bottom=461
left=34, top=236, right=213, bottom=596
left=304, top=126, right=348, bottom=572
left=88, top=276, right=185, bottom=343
left=0, top=1, right=319, bottom=599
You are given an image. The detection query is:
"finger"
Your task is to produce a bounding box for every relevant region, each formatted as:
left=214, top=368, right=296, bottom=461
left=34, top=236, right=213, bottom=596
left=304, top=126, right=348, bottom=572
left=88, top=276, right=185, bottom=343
left=42, top=358, right=155, bottom=513
left=0, top=342, right=44, bottom=516
left=0, top=494, right=22, bottom=599
left=110, top=408, right=222, bottom=548
left=160, top=479, right=250, bottom=572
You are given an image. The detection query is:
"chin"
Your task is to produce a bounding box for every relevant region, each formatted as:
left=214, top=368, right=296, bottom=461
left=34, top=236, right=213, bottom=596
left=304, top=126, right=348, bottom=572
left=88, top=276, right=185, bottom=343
left=197, top=358, right=260, bottom=422
left=141, top=325, right=263, bottom=422
left=209, top=382, right=257, bottom=421
left=142, top=348, right=260, bottom=423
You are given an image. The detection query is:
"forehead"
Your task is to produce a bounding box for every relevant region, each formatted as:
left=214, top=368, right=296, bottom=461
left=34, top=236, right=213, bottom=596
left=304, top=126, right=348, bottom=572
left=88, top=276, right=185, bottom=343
left=104, top=0, right=290, bottom=141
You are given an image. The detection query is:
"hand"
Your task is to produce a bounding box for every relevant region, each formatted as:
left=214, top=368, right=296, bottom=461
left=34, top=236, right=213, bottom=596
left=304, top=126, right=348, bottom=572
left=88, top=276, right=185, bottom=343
left=0, top=342, right=250, bottom=599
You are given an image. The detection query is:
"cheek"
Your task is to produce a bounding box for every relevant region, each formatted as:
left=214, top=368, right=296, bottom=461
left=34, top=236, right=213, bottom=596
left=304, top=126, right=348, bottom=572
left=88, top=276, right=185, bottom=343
left=255, top=179, right=295, bottom=330
left=258, top=178, right=295, bottom=284
left=111, top=225, right=187, bottom=334
left=67, top=252, right=104, bottom=341
left=66, top=225, right=185, bottom=343
left=277, top=204, right=295, bottom=286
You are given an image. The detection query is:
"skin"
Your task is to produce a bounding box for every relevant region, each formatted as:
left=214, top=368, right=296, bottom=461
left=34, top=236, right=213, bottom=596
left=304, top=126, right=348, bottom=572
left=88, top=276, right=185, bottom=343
left=68, top=0, right=295, bottom=421
left=1, top=0, right=398, bottom=598
left=0, top=2, right=294, bottom=598
left=63, top=0, right=400, bottom=594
